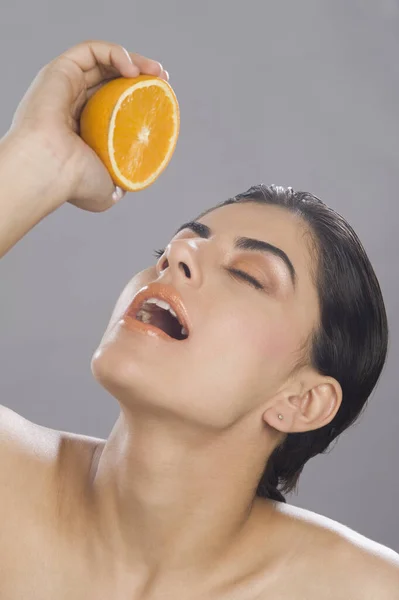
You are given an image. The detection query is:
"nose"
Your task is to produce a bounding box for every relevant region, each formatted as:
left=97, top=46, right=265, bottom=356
left=155, top=239, right=203, bottom=288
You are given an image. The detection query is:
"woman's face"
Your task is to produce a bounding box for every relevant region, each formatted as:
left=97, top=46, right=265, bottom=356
left=91, top=202, right=320, bottom=428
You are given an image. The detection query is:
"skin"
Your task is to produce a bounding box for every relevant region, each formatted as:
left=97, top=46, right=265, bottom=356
left=1, top=200, right=398, bottom=599
left=88, top=201, right=340, bottom=572
left=0, top=41, right=398, bottom=599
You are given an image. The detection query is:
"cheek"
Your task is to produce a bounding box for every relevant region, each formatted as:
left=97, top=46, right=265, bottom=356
left=258, top=319, right=296, bottom=358
left=206, top=304, right=295, bottom=360
left=239, top=307, right=299, bottom=364
left=191, top=308, right=297, bottom=411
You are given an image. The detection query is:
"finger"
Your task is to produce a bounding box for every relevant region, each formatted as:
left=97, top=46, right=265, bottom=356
left=112, top=186, right=127, bottom=203
left=62, top=42, right=166, bottom=90
left=69, top=183, right=127, bottom=212
left=83, top=64, right=121, bottom=89
left=84, top=68, right=169, bottom=111
left=62, top=40, right=140, bottom=84
left=84, top=62, right=169, bottom=91
left=81, top=50, right=166, bottom=81
left=128, top=52, right=164, bottom=77
left=68, top=145, right=127, bottom=212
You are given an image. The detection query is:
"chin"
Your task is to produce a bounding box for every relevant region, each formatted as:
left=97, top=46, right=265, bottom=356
left=90, top=343, right=224, bottom=428
left=90, top=324, right=246, bottom=429
left=89, top=342, right=181, bottom=419
left=90, top=343, right=151, bottom=407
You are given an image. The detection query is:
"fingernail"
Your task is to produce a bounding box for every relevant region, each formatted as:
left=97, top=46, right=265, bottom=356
left=122, top=47, right=133, bottom=64
left=164, top=69, right=169, bottom=81
left=112, top=186, right=125, bottom=202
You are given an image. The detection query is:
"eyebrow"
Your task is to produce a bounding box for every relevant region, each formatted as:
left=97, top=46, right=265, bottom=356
left=173, top=220, right=297, bottom=287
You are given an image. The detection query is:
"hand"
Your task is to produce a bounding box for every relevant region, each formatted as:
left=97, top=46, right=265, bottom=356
left=8, top=40, right=169, bottom=212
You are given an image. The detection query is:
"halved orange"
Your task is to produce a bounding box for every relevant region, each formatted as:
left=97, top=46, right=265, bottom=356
left=80, top=75, right=180, bottom=191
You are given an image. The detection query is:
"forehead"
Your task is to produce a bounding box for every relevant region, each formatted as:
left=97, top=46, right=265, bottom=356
left=198, top=201, right=317, bottom=284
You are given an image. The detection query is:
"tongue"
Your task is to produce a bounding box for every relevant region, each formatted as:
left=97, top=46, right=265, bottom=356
left=147, top=307, right=181, bottom=339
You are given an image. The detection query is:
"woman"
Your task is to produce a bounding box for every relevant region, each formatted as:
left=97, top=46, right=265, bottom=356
left=0, top=41, right=398, bottom=599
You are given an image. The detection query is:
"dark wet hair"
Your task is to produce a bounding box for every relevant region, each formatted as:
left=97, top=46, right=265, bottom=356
left=196, top=184, right=388, bottom=503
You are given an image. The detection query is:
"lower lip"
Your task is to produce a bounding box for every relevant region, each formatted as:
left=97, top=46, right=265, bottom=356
left=119, top=314, right=184, bottom=342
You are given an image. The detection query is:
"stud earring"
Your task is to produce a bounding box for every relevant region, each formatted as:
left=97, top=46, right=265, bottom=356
left=278, top=414, right=284, bottom=420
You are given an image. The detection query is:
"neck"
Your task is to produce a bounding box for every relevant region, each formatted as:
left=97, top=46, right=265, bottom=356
left=87, top=405, right=277, bottom=589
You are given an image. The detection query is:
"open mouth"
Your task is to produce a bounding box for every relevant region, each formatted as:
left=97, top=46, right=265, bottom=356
left=135, top=299, right=189, bottom=341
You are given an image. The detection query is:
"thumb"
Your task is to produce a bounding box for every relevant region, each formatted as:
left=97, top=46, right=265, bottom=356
left=68, top=145, right=127, bottom=212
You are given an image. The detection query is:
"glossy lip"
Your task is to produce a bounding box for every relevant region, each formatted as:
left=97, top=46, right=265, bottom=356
left=123, top=281, right=192, bottom=340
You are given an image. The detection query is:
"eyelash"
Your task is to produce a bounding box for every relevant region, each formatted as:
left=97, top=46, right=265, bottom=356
left=153, top=248, right=165, bottom=259
left=153, top=249, right=264, bottom=291
left=227, top=269, right=264, bottom=290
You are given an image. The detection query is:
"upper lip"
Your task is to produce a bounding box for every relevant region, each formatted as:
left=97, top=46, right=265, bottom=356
left=125, top=282, right=192, bottom=336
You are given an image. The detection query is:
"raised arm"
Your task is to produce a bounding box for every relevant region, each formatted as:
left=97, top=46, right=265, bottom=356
left=0, top=40, right=168, bottom=259
left=0, top=40, right=168, bottom=478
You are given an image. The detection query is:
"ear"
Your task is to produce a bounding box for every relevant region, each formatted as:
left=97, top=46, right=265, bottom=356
left=263, top=375, right=342, bottom=434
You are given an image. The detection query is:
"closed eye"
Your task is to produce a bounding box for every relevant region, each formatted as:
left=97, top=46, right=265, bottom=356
left=227, top=269, right=264, bottom=291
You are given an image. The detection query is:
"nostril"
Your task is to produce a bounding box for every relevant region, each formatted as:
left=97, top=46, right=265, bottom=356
left=180, top=262, right=191, bottom=278
left=159, top=258, right=169, bottom=271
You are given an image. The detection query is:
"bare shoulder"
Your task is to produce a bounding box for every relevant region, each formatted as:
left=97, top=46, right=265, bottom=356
left=277, top=502, right=399, bottom=598
left=0, top=406, right=106, bottom=596
left=0, top=405, right=62, bottom=559
left=0, top=404, right=60, bottom=482
left=0, top=404, right=104, bottom=515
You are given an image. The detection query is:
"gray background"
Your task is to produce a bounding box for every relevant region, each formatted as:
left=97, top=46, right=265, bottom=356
left=0, top=0, right=398, bottom=550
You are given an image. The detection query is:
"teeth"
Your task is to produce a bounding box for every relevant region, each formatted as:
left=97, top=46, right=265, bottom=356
left=138, top=297, right=189, bottom=337
left=137, top=309, right=152, bottom=323
left=144, top=297, right=178, bottom=319
left=146, top=297, right=170, bottom=310
left=136, top=306, right=189, bottom=338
